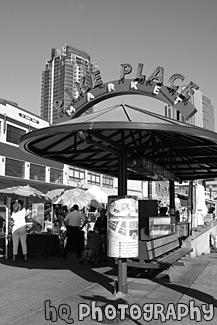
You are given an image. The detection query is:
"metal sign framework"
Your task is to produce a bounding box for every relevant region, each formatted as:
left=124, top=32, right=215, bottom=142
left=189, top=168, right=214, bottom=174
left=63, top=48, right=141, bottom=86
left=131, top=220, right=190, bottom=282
left=53, top=63, right=199, bottom=122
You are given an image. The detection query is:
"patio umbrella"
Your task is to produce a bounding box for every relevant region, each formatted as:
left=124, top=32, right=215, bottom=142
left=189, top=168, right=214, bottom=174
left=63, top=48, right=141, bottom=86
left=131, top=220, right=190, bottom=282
left=0, top=185, right=47, bottom=198
left=45, top=188, right=65, bottom=200
left=53, top=188, right=101, bottom=209
left=87, top=185, right=108, bottom=203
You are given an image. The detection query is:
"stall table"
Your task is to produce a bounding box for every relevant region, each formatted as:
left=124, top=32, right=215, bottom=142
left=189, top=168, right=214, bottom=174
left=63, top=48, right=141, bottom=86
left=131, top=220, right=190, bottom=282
left=5, top=233, right=62, bottom=258
left=26, top=233, right=62, bottom=257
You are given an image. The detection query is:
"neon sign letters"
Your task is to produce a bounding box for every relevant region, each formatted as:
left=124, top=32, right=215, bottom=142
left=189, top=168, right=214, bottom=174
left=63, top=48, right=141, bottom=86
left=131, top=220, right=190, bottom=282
left=54, top=63, right=199, bottom=121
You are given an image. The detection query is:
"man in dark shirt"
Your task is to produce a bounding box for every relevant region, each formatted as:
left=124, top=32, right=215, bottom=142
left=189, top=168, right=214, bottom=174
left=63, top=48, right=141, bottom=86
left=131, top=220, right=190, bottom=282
left=63, top=204, right=87, bottom=259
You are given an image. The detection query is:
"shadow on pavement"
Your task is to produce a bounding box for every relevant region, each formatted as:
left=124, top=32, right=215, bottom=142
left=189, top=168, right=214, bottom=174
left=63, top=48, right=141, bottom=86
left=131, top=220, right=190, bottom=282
left=152, top=278, right=217, bottom=308
left=98, top=263, right=217, bottom=310
left=0, top=254, right=116, bottom=294
left=1, top=254, right=216, bottom=315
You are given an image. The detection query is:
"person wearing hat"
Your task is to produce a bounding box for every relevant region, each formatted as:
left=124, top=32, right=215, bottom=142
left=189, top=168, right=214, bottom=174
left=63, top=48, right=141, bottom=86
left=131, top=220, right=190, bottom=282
left=63, top=204, right=87, bottom=259
left=11, top=200, right=28, bottom=262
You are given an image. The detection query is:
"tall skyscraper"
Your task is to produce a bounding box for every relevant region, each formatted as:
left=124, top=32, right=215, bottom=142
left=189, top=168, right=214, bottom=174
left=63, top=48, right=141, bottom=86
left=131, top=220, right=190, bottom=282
left=40, top=45, right=98, bottom=124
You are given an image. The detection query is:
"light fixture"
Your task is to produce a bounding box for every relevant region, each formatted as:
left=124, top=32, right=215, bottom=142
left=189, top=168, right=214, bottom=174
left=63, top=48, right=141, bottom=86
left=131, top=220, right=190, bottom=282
left=78, top=131, right=86, bottom=141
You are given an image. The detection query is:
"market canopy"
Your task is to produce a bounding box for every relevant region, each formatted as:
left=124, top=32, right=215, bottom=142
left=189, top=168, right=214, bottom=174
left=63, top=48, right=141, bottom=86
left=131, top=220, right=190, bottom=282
left=19, top=103, right=217, bottom=183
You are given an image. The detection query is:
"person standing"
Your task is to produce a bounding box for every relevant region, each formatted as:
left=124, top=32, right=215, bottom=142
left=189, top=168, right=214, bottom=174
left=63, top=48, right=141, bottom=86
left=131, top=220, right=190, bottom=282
left=11, top=200, right=28, bottom=262
left=94, top=208, right=107, bottom=260
left=44, top=212, right=53, bottom=233
left=63, top=204, right=87, bottom=258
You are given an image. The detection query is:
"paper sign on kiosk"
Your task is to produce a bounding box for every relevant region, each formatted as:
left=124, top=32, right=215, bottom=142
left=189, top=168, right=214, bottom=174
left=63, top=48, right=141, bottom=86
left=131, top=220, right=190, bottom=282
left=107, top=196, right=138, bottom=258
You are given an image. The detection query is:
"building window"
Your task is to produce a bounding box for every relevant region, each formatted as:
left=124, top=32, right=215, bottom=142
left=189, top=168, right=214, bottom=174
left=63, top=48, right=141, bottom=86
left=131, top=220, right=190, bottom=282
left=102, top=175, right=113, bottom=188
left=87, top=172, right=100, bottom=186
left=50, top=168, right=63, bottom=184
left=155, top=184, right=158, bottom=193
left=6, top=125, right=26, bottom=145
left=69, top=167, right=85, bottom=181
left=30, top=163, right=45, bottom=181
left=5, top=158, right=25, bottom=178
left=177, top=111, right=182, bottom=121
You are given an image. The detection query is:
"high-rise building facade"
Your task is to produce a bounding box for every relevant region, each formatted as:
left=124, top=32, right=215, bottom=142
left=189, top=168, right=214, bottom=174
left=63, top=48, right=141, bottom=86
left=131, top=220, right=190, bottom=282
left=39, top=45, right=118, bottom=194
left=165, top=89, right=215, bottom=131
left=40, top=45, right=98, bottom=124
left=165, top=89, right=216, bottom=197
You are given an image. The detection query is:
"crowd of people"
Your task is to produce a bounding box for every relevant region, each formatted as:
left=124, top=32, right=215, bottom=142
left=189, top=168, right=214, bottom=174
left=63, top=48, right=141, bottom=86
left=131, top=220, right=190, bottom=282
left=4, top=196, right=197, bottom=263
left=8, top=198, right=108, bottom=263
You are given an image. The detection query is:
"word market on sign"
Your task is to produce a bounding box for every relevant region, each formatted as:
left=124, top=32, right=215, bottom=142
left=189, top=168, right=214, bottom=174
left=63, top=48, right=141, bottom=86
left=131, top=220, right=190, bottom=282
left=53, top=63, right=199, bottom=121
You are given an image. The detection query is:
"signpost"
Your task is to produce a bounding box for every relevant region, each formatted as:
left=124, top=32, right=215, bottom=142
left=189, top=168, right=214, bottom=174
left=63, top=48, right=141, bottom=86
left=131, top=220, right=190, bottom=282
left=107, top=195, right=138, bottom=296
left=107, top=196, right=138, bottom=259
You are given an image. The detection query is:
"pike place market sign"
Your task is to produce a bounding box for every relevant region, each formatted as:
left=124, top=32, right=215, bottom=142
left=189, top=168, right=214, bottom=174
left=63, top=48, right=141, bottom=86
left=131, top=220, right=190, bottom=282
left=54, top=63, right=199, bottom=120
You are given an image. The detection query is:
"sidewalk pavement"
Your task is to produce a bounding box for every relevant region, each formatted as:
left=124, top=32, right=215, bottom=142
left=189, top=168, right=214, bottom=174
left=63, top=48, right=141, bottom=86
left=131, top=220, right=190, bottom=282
left=0, top=251, right=217, bottom=325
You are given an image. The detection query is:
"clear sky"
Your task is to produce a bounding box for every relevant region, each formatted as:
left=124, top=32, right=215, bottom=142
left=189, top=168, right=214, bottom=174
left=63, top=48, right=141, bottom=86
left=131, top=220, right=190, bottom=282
left=0, top=0, right=216, bottom=127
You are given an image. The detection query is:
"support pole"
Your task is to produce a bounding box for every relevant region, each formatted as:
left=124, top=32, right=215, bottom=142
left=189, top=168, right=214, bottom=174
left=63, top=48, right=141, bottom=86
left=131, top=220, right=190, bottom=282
left=5, top=206, right=9, bottom=260
left=169, top=180, right=175, bottom=217
left=188, top=181, right=194, bottom=235
left=117, top=151, right=128, bottom=295
left=148, top=181, right=152, bottom=200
